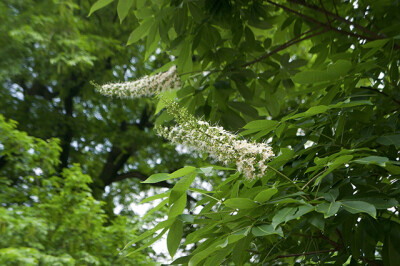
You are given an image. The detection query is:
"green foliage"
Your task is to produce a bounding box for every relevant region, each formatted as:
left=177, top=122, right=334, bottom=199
left=90, top=0, right=400, bottom=264
left=0, top=115, right=154, bottom=265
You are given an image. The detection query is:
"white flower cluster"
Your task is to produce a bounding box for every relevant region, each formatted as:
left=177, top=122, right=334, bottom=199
left=156, top=101, right=274, bottom=180
left=98, top=66, right=181, bottom=98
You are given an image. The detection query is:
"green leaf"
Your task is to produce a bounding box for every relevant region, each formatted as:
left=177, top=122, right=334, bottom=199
left=171, top=255, right=191, bottom=265
left=293, top=60, right=352, bottom=84
left=178, top=41, right=193, bottom=74
left=293, top=70, right=332, bottom=84
left=383, top=234, right=400, bottom=266
left=143, top=198, right=168, bottom=219
left=376, top=134, right=400, bottom=149
left=217, top=233, right=246, bottom=249
left=354, top=156, right=389, bottom=167
left=188, top=2, right=204, bottom=23
left=241, top=120, right=279, bottom=136
left=254, top=188, right=278, bottom=203
left=178, top=214, right=195, bottom=223
left=385, top=163, right=400, bottom=175
left=327, top=59, right=352, bottom=77
left=117, top=0, right=133, bottom=23
left=243, top=120, right=278, bottom=130
left=189, top=232, right=246, bottom=266
left=316, top=202, right=341, bottom=218
left=126, top=228, right=169, bottom=256
left=139, top=191, right=170, bottom=204
left=286, top=205, right=314, bottom=220
left=363, top=38, right=389, bottom=48
left=341, top=200, right=376, bottom=218
left=271, top=207, right=296, bottom=229
left=142, top=166, right=196, bottom=183
left=142, top=173, right=170, bottom=183
left=123, top=218, right=174, bottom=249
left=169, top=193, right=187, bottom=218
left=308, top=214, right=325, bottom=231
left=252, top=224, right=283, bottom=237
left=224, top=198, right=259, bottom=209
left=265, top=90, right=280, bottom=117
left=145, top=23, right=160, bottom=60
left=127, top=18, right=154, bottom=45
left=314, top=155, right=353, bottom=185
left=167, top=219, right=183, bottom=258
left=169, top=166, right=196, bottom=179
left=206, top=246, right=233, bottom=266
left=290, top=106, right=330, bottom=120
left=88, top=0, right=114, bottom=16
left=170, top=172, right=196, bottom=203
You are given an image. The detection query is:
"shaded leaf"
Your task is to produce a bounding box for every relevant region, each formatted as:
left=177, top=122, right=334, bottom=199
left=224, top=198, right=259, bottom=209
left=316, top=202, right=341, bottom=218
left=88, top=0, right=114, bottom=16
left=167, top=219, right=183, bottom=258
left=254, top=188, right=278, bottom=203
left=117, top=0, right=133, bottom=23
left=127, top=18, right=153, bottom=45
left=341, top=200, right=376, bottom=218
left=252, top=224, right=283, bottom=237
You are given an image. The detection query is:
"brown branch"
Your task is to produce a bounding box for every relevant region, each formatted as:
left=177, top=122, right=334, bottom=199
left=250, top=248, right=338, bottom=257
left=265, top=0, right=372, bottom=41
left=318, top=0, right=332, bottom=29
left=276, top=249, right=337, bottom=258
left=294, top=232, right=342, bottom=250
left=12, top=76, right=58, bottom=100
left=318, top=231, right=342, bottom=250
left=0, top=156, right=7, bottom=170
left=360, top=86, right=400, bottom=106
left=332, top=0, right=339, bottom=16
left=241, top=27, right=328, bottom=68
left=59, top=75, right=83, bottom=170
left=288, top=0, right=383, bottom=39
left=359, top=257, right=383, bottom=266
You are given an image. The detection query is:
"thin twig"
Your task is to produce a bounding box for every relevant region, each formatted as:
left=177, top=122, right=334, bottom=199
left=360, top=86, right=400, bottom=106
left=288, top=0, right=382, bottom=39
left=242, top=28, right=328, bottom=68
left=332, top=0, right=339, bottom=16
left=266, top=0, right=372, bottom=41
left=276, top=249, right=338, bottom=258
left=294, top=233, right=341, bottom=250
left=301, top=167, right=328, bottom=190
left=318, top=0, right=332, bottom=29
left=268, top=165, right=302, bottom=191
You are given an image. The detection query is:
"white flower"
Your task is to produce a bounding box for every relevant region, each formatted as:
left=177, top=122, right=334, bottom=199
left=155, top=100, right=275, bottom=180
left=97, top=66, right=181, bottom=99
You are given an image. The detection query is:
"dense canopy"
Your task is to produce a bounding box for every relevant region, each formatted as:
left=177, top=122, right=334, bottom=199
left=1, top=0, right=400, bottom=265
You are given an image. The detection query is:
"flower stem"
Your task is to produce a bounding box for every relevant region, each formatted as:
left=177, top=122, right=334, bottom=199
left=267, top=165, right=302, bottom=191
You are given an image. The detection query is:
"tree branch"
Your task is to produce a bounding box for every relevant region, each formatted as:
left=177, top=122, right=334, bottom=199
left=12, top=76, right=58, bottom=100
left=318, top=0, right=332, bottom=29
left=249, top=248, right=337, bottom=258
left=0, top=156, right=7, bottom=170
left=360, top=86, right=400, bottom=106
left=265, top=0, right=372, bottom=41
left=242, top=27, right=328, bottom=68
left=276, top=249, right=337, bottom=258
left=58, top=75, right=83, bottom=170
left=287, top=0, right=383, bottom=39
left=294, top=232, right=342, bottom=250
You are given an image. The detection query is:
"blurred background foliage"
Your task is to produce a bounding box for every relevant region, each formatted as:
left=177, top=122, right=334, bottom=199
left=0, top=0, right=200, bottom=264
